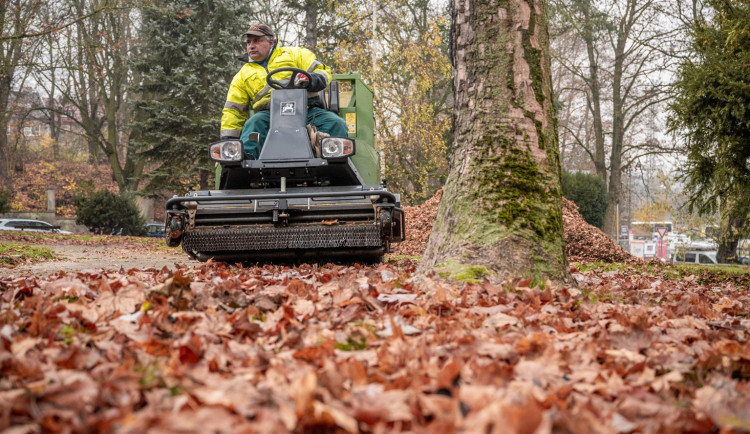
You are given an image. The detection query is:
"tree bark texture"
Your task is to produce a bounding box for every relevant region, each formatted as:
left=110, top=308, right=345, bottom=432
left=304, top=2, right=318, bottom=52
left=581, top=0, right=606, bottom=180
left=602, top=0, right=638, bottom=239
left=0, top=76, right=11, bottom=187
left=716, top=217, right=742, bottom=263
left=717, top=199, right=743, bottom=263
left=421, top=0, right=568, bottom=283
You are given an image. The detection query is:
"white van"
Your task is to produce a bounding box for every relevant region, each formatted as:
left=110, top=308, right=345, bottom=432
left=0, top=218, right=72, bottom=234
left=671, top=250, right=718, bottom=265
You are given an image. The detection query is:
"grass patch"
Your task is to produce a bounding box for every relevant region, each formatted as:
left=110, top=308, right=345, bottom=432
left=335, top=337, right=367, bottom=351
left=673, top=263, right=750, bottom=275
left=435, top=260, right=492, bottom=284
left=0, top=230, right=165, bottom=248
left=0, top=242, right=58, bottom=267
left=574, top=261, right=750, bottom=287
left=385, top=254, right=422, bottom=262
left=574, top=262, right=628, bottom=273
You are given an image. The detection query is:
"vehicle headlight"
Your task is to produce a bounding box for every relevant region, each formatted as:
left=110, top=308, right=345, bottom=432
left=209, top=140, right=243, bottom=162
left=321, top=137, right=355, bottom=159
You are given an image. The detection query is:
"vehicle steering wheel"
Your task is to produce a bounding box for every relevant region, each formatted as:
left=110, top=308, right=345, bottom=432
left=266, top=67, right=313, bottom=90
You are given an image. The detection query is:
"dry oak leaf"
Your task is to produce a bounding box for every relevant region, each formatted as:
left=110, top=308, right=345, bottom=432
left=693, top=375, right=750, bottom=430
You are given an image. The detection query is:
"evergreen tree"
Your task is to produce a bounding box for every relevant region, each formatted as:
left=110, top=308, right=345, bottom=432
left=74, top=190, right=146, bottom=236
left=132, top=0, right=250, bottom=192
left=669, top=0, right=750, bottom=262
left=561, top=170, right=608, bottom=229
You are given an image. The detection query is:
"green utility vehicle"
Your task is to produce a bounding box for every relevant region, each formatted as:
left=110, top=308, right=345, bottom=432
left=165, top=70, right=404, bottom=262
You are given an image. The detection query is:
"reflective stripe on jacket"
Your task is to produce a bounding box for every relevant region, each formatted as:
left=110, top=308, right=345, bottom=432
left=220, top=46, right=331, bottom=138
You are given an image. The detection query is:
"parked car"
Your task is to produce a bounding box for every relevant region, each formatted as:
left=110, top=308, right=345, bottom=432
left=144, top=222, right=165, bottom=238
left=671, top=250, right=718, bottom=265
left=0, top=218, right=72, bottom=234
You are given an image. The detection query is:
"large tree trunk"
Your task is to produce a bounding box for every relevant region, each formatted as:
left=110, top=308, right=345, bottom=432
left=717, top=199, right=744, bottom=263
left=421, top=0, right=568, bottom=283
left=601, top=0, right=636, bottom=239
left=0, top=76, right=12, bottom=187
left=304, top=1, right=318, bottom=51
left=581, top=0, right=606, bottom=179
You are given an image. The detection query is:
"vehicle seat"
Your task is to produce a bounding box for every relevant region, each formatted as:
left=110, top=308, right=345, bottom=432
left=314, top=80, right=339, bottom=114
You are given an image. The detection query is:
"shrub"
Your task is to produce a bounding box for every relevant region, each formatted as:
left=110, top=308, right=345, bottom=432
left=561, top=170, right=608, bottom=229
left=0, top=189, right=10, bottom=214
left=74, top=190, right=146, bottom=236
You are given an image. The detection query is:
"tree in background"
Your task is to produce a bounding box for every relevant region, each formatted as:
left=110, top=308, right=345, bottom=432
left=131, top=0, right=250, bottom=193
left=421, top=0, right=568, bottom=283
left=561, top=170, right=608, bottom=228
left=285, top=0, right=360, bottom=56
left=669, top=0, right=750, bottom=263
left=331, top=0, right=452, bottom=205
left=35, top=0, right=144, bottom=194
left=549, top=0, right=677, bottom=239
left=0, top=188, right=10, bottom=213
left=0, top=0, right=44, bottom=186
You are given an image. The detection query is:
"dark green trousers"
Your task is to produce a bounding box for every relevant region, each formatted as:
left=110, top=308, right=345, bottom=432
left=240, top=107, right=349, bottom=159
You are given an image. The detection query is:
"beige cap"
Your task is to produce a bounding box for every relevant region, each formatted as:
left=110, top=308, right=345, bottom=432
left=244, top=23, right=274, bottom=38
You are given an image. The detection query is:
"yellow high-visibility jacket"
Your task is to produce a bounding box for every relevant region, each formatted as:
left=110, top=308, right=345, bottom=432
left=220, top=45, right=331, bottom=138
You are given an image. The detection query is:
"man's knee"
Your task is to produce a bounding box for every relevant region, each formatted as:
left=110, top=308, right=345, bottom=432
left=330, top=116, right=348, bottom=136
left=313, top=109, right=349, bottom=137
left=244, top=111, right=270, bottom=131
left=241, top=111, right=270, bottom=158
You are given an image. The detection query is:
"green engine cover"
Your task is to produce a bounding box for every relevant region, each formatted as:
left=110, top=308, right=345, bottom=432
left=333, top=73, right=379, bottom=185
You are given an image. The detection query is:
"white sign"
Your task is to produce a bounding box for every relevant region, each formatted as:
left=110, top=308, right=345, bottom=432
left=656, top=227, right=668, bottom=238
left=630, top=240, right=645, bottom=258
left=644, top=242, right=656, bottom=257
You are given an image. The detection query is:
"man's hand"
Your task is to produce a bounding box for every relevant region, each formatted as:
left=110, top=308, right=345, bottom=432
left=308, top=73, right=327, bottom=92
left=294, top=74, right=310, bottom=88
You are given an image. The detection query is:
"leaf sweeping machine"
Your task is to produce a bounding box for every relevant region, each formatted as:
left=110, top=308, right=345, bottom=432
left=165, top=70, right=405, bottom=262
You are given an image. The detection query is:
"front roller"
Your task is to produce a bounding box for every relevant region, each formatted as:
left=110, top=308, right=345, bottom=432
left=165, top=188, right=404, bottom=263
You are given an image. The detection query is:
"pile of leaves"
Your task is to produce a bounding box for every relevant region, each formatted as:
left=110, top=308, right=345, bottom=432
left=1, top=261, right=749, bottom=432
left=562, top=198, right=638, bottom=263
left=393, top=190, right=636, bottom=264
left=393, top=189, right=442, bottom=256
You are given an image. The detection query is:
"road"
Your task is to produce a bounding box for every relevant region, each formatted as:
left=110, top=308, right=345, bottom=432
left=1, top=235, right=192, bottom=278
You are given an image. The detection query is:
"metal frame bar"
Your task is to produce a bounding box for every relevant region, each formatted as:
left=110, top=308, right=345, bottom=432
left=167, top=189, right=397, bottom=209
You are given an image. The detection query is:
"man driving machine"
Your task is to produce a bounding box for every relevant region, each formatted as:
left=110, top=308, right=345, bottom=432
left=220, top=22, right=348, bottom=159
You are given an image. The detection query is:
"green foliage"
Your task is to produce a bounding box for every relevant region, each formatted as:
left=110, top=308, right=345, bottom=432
left=74, top=190, right=146, bottom=236
left=0, top=243, right=57, bottom=267
left=335, top=337, right=367, bottom=351
left=131, top=0, right=251, bottom=193
left=0, top=188, right=10, bottom=214
left=561, top=170, right=608, bottom=228
left=330, top=0, right=452, bottom=205
left=283, top=0, right=359, bottom=59
left=668, top=0, right=750, bottom=233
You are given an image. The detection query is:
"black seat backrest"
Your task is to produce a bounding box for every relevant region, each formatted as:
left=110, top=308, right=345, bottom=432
left=258, top=89, right=314, bottom=161
left=327, top=80, right=339, bottom=114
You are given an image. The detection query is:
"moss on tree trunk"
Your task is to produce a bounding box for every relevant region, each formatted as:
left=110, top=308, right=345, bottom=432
left=420, top=0, right=568, bottom=284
